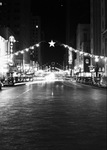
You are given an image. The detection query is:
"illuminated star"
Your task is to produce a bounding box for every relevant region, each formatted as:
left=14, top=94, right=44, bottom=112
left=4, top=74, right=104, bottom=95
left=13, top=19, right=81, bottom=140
left=49, top=40, right=55, bottom=47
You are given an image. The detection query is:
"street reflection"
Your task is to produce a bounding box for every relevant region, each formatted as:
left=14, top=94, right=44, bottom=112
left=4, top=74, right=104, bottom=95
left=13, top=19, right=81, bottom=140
left=0, top=80, right=106, bottom=150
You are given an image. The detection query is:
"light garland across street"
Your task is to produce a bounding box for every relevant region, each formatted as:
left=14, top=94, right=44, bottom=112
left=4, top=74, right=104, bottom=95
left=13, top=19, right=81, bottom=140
left=61, top=44, right=107, bottom=62
left=12, top=40, right=107, bottom=62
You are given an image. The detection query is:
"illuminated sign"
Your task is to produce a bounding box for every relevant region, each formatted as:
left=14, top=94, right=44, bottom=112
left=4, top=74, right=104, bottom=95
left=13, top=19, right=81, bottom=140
left=84, top=56, right=90, bottom=72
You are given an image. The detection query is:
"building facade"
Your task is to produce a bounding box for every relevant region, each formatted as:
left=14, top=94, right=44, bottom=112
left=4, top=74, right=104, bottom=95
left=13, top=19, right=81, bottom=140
left=90, top=0, right=107, bottom=77
left=0, top=0, right=31, bottom=67
left=0, top=36, right=8, bottom=78
left=0, top=27, right=18, bottom=76
left=74, top=24, right=90, bottom=76
left=101, top=0, right=107, bottom=76
left=65, top=0, right=72, bottom=69
left=30, top=16, right=42, bottom=67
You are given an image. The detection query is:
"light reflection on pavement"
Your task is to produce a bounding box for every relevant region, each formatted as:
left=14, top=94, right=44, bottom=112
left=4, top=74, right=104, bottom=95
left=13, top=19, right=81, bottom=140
left=0, top=80, right=106, bottom=150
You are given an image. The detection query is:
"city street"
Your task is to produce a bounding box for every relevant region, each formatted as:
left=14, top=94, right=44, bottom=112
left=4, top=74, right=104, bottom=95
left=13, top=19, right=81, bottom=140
left=0, top=1, right=107, bottom=149
left=0, top=80, right=106, bottom=150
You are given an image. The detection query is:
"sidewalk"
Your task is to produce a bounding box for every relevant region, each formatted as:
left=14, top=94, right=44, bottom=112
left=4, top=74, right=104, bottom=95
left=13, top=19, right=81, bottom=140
left=76, top=79, right=107, bottom=89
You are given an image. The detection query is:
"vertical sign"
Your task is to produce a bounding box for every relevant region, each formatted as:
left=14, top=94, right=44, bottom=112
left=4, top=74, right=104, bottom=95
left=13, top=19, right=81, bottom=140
left=68, top=50, right=72, bottom=64
left=84, top=56, right=90, bottom=72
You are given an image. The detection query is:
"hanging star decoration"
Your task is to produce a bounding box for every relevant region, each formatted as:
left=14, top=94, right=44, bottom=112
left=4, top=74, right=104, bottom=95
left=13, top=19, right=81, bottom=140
left=48, top=40, right=56, bottom=47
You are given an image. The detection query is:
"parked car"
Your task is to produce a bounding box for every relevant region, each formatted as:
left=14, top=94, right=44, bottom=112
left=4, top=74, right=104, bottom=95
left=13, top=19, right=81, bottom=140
left=3, top=77, right=14, bottom=86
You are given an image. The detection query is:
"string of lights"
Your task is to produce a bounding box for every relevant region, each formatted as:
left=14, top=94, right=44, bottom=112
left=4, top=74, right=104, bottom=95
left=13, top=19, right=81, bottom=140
left=61, top=44, right=107, bottom=62
left=5, top=40, right=107, bottom=62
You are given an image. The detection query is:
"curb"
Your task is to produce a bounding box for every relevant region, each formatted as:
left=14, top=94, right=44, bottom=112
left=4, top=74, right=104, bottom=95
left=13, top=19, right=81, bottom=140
left=3, top=82, right=26, bottom=87
left=76, top=81, right=107, bottom=89
left=14, top=82, right=26, bottom=86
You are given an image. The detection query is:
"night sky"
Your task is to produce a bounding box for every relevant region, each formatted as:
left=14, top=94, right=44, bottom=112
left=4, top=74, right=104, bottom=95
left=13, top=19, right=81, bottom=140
left=31, top=0, right=90, bottom=65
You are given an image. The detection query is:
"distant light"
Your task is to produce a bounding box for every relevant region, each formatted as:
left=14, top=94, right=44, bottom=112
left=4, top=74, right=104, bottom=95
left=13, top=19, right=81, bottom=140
left=21, top=51, right=24, bottom=54
left=30, top=46, right=34, bottom=49
left=36, top=25, right=38, bottom=28
left=95, top=56, right=99, bottom=62
left=25, top=48, right=29, bottom=52
left=69, top=47, right=72, bottom=51
left=9, top=35, right=15, bottom=42
left=74, top=66, right=77, bottom=70
left=15, top=52, right=18, bottom=55
left=51, top=91, right=54, bottom=96
left=80, top=51, right=83, bottom=55
left=0, top=2, right=2, bottom=6
left=36, top=43, right=39, bottom=47
left=13, top=39, right=16, bottom=42
left=75, top=50, right=78, bottom=53
left=100, top=56, right=104, bottom=59
left=63, top=44, right=68, bottom=48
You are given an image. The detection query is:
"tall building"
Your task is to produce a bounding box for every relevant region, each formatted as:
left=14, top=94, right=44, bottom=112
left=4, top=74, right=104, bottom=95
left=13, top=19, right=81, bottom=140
left=101, top=0, right=107, bottom=76
left=74, top=24, right=90, bottom=76
left=0, top=36, right=8, bottom=77
left=30, top=16, right=42, bottom=66
left=0, top=27, right=19, bottom=74
left=76, top=24, right=90, bottom=52
left=90, top=0, right=107, bottom=76
left=101, top=0, right=107, bottom=56
left=90, top=0, right=101, bottom=56
left=65, top=0, right=72, bottom=69
left=0, top=0, right=31, bottom=66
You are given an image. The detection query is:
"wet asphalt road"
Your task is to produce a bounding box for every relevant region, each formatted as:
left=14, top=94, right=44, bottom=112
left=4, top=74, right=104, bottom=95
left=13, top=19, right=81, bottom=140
left=0, top=80, right=106, bottom=150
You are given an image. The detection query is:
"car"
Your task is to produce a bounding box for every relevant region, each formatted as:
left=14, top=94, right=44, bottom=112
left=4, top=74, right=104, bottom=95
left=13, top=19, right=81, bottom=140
left=3, top=77, right=14, bottom=86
